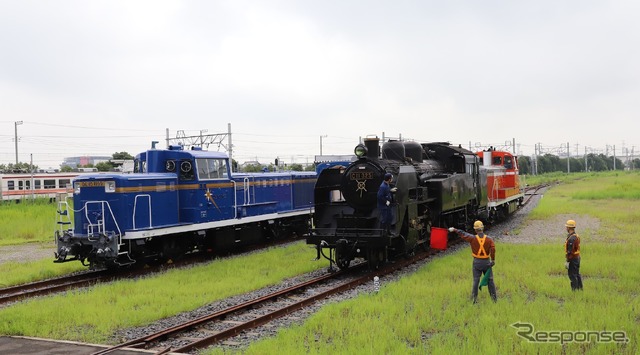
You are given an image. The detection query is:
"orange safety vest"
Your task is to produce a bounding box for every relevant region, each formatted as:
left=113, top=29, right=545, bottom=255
left=565, top=233, right=581, bottom=256
left=472, top=235, right=490, bottom=259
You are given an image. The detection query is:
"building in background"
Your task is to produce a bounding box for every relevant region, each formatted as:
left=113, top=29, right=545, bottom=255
left=61, top=156, right=112, bottom=169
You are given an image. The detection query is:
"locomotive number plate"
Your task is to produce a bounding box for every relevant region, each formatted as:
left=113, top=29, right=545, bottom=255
left=76, top=181, right=107, bottom=187
left=349, top=172, right=373, bottom=180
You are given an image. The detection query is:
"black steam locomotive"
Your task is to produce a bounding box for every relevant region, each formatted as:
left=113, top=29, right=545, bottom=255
left=306, top=137, right=523, bottom=269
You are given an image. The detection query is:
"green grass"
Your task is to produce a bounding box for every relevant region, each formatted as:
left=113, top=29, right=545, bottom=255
left=0, top=199, right=60, bottom=246
left=1, top=171, right=639, bottom=354
left=0, top=241, right=326, bottom=343
left=0, top=257, right=86, bottom=288
left=218, top=243, right=638, bottom=355
left=205, top=171, right=640, bottom=355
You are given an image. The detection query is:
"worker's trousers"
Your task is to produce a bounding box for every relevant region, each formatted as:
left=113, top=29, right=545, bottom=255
left=472, top=258, right=497, bottom=303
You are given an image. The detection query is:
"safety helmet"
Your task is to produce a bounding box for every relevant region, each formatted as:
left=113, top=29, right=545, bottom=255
left=565, top=219, right=576, bottom=228
left=473, top=220, right=484, bottom=230
left=384, top=173, right=393, bottom=181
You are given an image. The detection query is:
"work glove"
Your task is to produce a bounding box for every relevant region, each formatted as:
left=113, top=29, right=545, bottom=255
left=490, top=261, right=495, bottom=267
left=565, top=262, right=569, bottom=270
left=386, top=200, right=390, bottom=206
left=390, top=187, right=398, bottom=193
left=448, top=227, right=455, bottom=232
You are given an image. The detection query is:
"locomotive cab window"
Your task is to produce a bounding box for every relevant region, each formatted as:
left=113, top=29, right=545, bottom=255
left=196, top=158, right=228, bottom=180
left=504, top=156, right=513, bottom=169
left=450, top=155, right=466, bottom=173
left=133, top=160, right=146, bottom=173
left=493, top=156, right=502, bottom=165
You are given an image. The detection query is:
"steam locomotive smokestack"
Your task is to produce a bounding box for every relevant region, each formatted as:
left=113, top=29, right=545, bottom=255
left=364, top=138, right=380, bottom=161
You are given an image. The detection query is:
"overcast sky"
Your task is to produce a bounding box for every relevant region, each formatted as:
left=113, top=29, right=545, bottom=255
left=1, top=0, right=638, bottom=168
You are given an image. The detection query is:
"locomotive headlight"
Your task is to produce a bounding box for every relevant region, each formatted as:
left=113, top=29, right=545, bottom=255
left=74, top=183, right=81, bottom=195
left=105, top=181, right=116, bottom=193
left=354, top=143, right=367, bottom=158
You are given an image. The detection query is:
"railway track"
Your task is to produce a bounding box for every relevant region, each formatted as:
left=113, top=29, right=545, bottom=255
left=0, top=238, right=303, bottom=307
left=0, top=269, right=114, bottom=306
left=94, top=240, right=463, bottom=355
left=523, top=184, right=548, bottom=206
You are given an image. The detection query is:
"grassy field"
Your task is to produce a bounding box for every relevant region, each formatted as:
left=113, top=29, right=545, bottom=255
left=0, top=258, right=85, bottom=288
left=0, top=199, right=59, bottom=246
left=0, top=199, right=85, bottom=286
left=0, top=242, right=327, bottom=343
left=208, top=171, right=639, bottom=354
left=0, top=171, right=638, bottom=354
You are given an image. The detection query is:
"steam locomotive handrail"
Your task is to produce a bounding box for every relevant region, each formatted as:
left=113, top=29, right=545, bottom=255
left=132, top=194, right=152, bottom=230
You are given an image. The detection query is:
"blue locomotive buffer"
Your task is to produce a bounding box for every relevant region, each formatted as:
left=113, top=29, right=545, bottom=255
left=54, top=146, right=315, bottom=268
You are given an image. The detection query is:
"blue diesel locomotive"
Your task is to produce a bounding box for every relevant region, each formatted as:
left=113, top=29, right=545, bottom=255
left=54, top=145, right=316, bottom=268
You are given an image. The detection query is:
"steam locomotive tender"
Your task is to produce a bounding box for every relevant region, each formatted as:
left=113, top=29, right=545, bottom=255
left=307, top=138, right=523, bottom=269
left=54, top=145, right=315, bottom=269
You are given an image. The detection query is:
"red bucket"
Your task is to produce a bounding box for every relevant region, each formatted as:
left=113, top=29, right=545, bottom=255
left=430, top=227, right=448, bottom=250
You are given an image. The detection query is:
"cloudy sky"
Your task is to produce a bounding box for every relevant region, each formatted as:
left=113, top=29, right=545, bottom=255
left=1, top=0, right=638, bottom=168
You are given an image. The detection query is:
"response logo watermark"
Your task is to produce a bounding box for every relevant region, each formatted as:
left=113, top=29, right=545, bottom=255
left=511, top=322, right=629, bottom=345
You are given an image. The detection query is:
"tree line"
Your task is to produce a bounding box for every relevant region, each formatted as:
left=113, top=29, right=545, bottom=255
left=518, top=153, right=640, bottom=175
left=1, top=152, right=316, bottom=174
left=4, top=151, right=636, bottom=176
left=0, top=152, right=134, bottom=173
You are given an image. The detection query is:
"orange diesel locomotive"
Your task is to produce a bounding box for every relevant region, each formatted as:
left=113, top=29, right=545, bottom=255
left=476, top=148, right=524, bottom=222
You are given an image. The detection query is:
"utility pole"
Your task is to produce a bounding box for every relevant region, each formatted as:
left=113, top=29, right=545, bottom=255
left=30, top=154, right=34, bottom=199
left=536, top=143, right=541, bottom=175
left=613, top=145, right=616, bottom=170
left=14, top=121, right=23, bottom=164
left=228, top=123, right=233, bottom=172
left=584, top=147, right=588, bottom=172
left=566, top=142, right=570, bottom=173
left=199, top=129, right=208, bottom=147
left=320, top=135, right=327, bottom=156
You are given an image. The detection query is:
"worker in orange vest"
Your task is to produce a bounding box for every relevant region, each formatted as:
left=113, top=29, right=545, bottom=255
left=564, top=219, right=583, bottom=291
left=449, top=221, right=497, bottom=303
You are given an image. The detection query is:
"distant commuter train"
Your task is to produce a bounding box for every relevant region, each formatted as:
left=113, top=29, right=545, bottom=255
left=54, top=145, right=317, bottom=269
left=307, top=138, right=524, bottom=269
left=0, top=173, right=77, bottom=201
